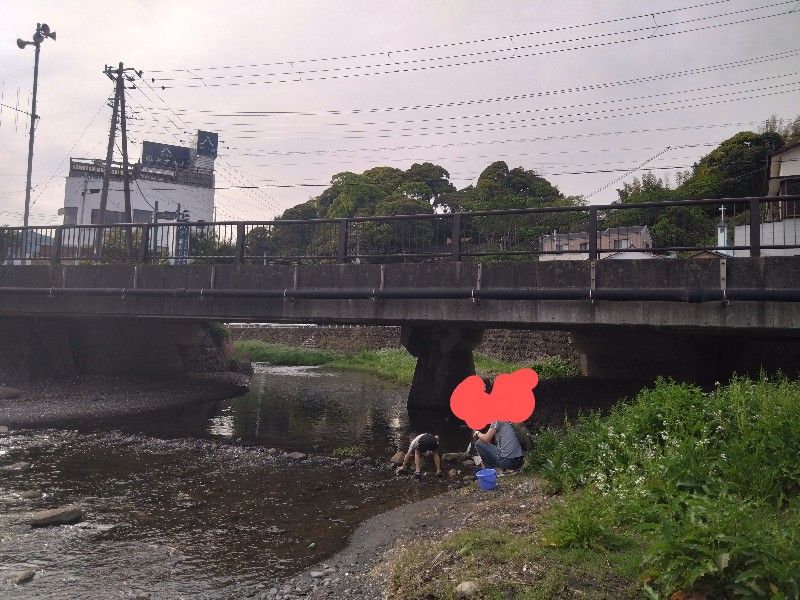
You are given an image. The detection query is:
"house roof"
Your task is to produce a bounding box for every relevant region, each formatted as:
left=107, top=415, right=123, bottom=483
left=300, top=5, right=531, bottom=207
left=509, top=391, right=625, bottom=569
left=601, top=225, right=650, bottom=235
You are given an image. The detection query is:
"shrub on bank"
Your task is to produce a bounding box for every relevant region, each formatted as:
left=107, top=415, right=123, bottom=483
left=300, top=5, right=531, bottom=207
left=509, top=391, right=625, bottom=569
left=526, top=377, right=800, bottom=598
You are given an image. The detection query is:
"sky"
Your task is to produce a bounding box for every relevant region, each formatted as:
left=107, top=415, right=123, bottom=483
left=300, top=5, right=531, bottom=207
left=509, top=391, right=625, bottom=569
left=1, top=0, right=798, bottom=225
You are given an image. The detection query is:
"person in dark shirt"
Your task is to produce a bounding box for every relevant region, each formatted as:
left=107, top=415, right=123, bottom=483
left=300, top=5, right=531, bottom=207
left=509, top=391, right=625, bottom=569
left=395, top=431, right=443, bottom=479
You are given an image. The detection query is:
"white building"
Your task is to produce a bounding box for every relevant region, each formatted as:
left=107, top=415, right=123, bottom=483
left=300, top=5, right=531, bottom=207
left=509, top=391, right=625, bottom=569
left=733, top=142, right=800, bottom=257
left=61, top=130, right=217, bottom=226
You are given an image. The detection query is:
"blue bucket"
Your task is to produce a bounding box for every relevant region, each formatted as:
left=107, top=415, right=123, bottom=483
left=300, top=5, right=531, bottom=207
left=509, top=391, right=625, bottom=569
left=476, top=468, right=497, bottom=491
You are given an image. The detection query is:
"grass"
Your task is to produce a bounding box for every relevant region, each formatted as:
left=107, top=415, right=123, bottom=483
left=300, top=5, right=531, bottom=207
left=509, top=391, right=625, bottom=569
left=233, top=340, right=578, bottom=384
left=388, top=527, right=642, bottom=600
left=524, top=376, right=800, bottom=599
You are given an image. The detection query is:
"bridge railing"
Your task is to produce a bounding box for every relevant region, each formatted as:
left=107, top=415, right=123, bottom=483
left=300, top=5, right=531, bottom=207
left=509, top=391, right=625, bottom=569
left=2, top=195, right=799, bottom=265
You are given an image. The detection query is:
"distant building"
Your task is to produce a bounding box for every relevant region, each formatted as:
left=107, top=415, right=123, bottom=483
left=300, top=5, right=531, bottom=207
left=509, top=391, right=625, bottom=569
left=733, top=142, right=800, bottom=257
left=539, top=225, right=654, bottom=260
left=61, top=130, right=218, bottom=226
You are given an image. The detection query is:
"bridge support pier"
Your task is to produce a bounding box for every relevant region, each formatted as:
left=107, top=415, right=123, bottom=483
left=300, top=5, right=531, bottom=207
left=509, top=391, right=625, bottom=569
left=401, top=325, right=484, bottom=409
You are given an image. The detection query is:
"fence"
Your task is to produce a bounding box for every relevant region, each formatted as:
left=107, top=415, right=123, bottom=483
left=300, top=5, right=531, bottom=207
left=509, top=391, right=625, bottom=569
left=2, top=196, right=799, bottom=266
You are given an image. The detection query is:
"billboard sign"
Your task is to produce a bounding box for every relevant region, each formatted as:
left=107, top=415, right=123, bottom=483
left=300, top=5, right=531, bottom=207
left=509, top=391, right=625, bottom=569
left=196, top=131, right=218, bottom=158
left=142, top=141, right=191, bottom=169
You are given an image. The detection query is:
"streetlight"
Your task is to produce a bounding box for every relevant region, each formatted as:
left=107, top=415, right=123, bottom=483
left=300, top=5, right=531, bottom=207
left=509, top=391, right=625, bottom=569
left=17, top=22, right=56, bottom=229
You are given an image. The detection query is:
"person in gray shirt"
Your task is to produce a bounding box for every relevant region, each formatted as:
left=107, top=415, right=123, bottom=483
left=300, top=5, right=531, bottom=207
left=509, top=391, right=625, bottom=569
left=473, top=420, right=524, bottom=471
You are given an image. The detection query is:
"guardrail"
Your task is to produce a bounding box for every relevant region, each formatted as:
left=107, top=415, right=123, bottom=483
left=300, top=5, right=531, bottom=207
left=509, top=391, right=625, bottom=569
left=1, top=195, right=799, bottom=265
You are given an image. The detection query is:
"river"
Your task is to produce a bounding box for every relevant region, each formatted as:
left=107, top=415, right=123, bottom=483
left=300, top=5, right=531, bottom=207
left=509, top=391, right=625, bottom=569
left=0, top=366, right=463, bottom=599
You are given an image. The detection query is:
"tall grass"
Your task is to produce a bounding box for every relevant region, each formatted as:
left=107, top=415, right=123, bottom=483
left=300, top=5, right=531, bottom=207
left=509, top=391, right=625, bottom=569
left=233, top=340, right=577, bottom=384
left=526, top=377, right=800, bottom=598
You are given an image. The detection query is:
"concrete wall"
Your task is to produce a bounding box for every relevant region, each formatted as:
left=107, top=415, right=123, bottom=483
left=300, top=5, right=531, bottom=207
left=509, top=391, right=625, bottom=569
left=0, top=317, right=228, bottom=383
left=226, top=324, right=579, bottom=365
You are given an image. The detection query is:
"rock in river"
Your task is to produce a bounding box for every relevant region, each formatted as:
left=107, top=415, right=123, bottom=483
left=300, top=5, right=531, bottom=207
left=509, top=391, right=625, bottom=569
left=3, top=461, right=30, bottom=471
left=20, top=490, right=42, bottom=499
left=0, top=387, right=21, bottom=400
left=455, top=580, right=479, bottom=598
left=31, top=505, right=83, bottom=528
left=0, top=425, right=9, bottom=436
left=13, top=570, right=35, bottom=584
left=389, top=451, right=405, bottom=464
left=285, top=452, right=307, bottom=461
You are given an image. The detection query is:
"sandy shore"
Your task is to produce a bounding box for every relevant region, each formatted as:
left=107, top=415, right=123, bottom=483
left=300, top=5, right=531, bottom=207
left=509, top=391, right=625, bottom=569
left=0, top=373, right=249, bottom=428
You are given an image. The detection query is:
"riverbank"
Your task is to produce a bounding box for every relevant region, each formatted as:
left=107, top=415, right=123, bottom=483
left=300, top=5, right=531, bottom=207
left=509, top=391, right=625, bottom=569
left=0, top=373, right=249, bottom=428
left=233, top=341, right=578, bottom=385
left=275, top=473, right=637, bottom=600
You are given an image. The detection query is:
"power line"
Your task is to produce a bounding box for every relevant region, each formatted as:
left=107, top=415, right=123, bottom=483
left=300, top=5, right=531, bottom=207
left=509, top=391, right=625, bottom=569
left=222, top=120, right=764, bottom=157
left=587, top=147, right=675, bottom=198
left=138, top=49, right=800, bottom=118
left=198, top=84, right=800, bottom=146
left=155, top=72, right=800, bottom=134
left=147, top=0, right=738, bottom=74
left=151, top=4, right=799, bottom=88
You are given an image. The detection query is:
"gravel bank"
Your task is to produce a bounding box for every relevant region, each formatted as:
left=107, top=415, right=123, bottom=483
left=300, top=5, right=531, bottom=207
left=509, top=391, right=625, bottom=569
left=275, top=474, right=551, bottom=600
left=0, top=373, right=249, bottom=428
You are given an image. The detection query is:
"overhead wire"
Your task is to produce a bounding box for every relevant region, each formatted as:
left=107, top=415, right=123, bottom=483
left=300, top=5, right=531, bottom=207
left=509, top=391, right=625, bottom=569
left=149, top=4, right=799, bottom=88
left=137, top=48, right=800, bottom=118
left=147, top=0, right=738, bottom=74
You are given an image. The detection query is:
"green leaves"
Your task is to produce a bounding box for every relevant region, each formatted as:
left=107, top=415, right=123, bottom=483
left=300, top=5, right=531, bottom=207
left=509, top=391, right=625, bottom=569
left=524, top=376, right=800, bottom=599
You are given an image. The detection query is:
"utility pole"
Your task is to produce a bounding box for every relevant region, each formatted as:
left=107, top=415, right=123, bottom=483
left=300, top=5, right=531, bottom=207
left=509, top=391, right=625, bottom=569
left=16, top=23, right=56, bottom=228
left=97, top=62, right=141, bottom=257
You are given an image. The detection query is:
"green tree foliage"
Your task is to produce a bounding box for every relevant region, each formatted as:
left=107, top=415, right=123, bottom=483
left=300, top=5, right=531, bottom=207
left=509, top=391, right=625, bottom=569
left=608, top=128, right=788, bottom=249
left=187, top=226, right=235, bottom=262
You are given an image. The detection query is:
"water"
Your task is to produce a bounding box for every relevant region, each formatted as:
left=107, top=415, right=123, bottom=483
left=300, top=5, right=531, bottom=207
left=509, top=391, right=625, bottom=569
left=0, top=366, right=463, bottom=599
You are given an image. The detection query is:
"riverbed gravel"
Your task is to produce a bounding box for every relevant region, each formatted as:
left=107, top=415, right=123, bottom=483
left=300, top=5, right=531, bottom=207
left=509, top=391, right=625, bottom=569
left=0, top=373, right=248, bottom=427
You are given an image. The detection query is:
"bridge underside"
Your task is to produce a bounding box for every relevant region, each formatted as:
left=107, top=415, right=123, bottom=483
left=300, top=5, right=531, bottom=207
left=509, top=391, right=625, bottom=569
left=1, top=258, right=799, bottom=404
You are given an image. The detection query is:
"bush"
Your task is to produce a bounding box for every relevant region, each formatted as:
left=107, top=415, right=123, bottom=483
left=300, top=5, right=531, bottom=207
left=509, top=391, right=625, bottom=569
left=332, top=445, right=364, bottom=458
left=526, top=376, right=800, bottom=599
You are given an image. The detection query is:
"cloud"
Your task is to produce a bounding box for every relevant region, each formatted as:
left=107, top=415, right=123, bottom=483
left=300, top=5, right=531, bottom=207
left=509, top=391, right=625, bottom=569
left=450, top=368, right=538, bottom=430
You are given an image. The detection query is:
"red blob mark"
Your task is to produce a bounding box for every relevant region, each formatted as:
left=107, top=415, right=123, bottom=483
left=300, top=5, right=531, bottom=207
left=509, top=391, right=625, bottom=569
left=449, top=368, right=538, bottom=430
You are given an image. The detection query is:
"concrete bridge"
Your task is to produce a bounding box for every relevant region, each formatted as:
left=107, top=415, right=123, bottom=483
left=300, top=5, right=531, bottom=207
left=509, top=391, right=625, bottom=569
left=1, top=256, right=799, bottom=407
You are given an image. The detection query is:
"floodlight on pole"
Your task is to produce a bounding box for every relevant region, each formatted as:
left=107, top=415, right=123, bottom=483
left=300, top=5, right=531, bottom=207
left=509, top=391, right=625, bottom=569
left=17, top=22, right=56, bottom=230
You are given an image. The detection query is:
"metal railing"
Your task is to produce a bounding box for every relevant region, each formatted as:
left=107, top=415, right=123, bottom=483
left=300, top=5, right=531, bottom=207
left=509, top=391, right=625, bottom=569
left=2, top=196, right=799, bottom=266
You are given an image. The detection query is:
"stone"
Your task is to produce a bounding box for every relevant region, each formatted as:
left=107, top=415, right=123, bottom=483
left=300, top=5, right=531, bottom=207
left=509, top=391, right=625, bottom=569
left=341, top=458, right=356, bottom=467
left=31, top=505, right=83, bottom=528
left=448, top=469, right=459, bottom=477
left=4, top=461, right=30, bottom=471
left=0, top=387, right=21, bottom=400
left=266, top=448, right=279, bottom=455
left=323, top=567, right=337, bottom=575
left=0, top=425, right=9, bottom=435
left=19, top=490, right=41, bottom=499
left=389, top=451, right=405, bottom=464
left=309, top=571, right=325, bottom=579
left=462, top=460, right=476, bottom=467
left=285, top=452, right=307, bottom=461
left=442, top=452, right=467, bottom=461
left=133, top=594, right=151, bottom=600
left=357, top=457, right=373, bottom=467
left=455, top=580, right=479, bottom=598
left=13, top=570, right=35, bottom=584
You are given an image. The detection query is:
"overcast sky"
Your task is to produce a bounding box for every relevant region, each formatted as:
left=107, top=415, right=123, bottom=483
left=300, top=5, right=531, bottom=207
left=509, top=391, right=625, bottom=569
left=1, top=0, right=798, bottom=224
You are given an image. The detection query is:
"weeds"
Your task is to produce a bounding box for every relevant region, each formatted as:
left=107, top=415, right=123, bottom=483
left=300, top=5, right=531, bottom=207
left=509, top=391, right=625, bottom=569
left=525, top=376, right=800, bottom=599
